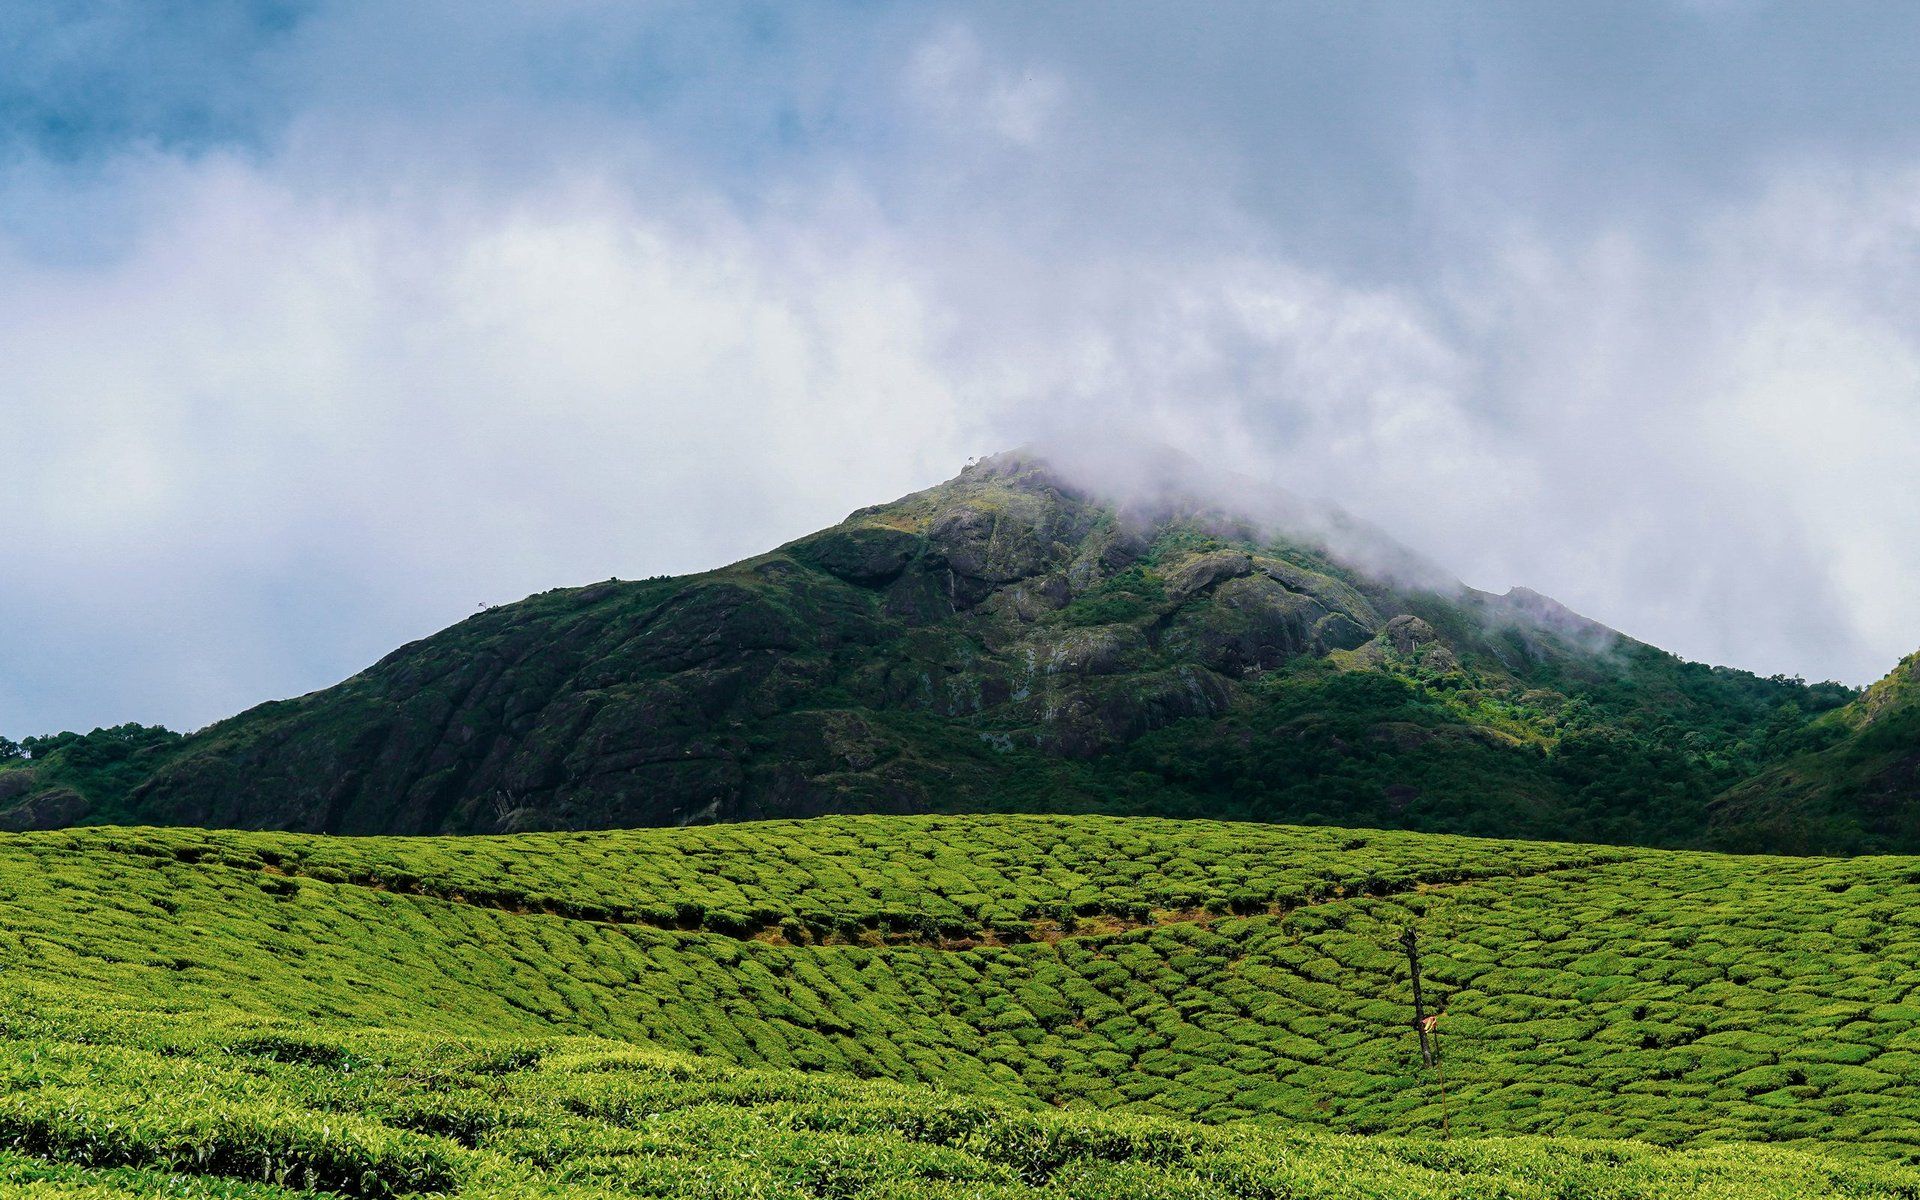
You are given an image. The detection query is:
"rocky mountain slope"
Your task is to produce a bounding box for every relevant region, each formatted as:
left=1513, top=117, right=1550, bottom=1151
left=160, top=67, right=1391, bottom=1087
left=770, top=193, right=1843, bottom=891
left=0, top=448, right=1869, bottom=848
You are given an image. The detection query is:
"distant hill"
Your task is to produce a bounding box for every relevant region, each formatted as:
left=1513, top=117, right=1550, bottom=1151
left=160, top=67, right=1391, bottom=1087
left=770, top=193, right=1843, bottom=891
left=1711, top=649, right=1920, bottom=852
left=0, top=446, right=1874, bottom=849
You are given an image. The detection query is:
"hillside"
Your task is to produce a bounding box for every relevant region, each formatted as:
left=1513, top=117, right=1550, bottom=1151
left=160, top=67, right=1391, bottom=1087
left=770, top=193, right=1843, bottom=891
left=13, top=816, right=1920, bottom=1150
left=0, top=448, right=1864, bottom=851
left=3, top=814, right=1920, bottom=1196
left=1712, top=649, right=1920, bottom=853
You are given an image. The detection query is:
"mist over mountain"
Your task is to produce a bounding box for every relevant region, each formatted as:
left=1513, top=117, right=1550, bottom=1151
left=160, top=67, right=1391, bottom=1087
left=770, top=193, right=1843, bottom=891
left=1, top=447, right=1886, bottom=852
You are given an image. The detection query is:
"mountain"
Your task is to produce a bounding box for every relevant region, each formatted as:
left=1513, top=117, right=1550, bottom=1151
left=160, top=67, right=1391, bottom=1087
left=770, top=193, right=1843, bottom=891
left=1710, top=649, right=1920, bottom=853
left=0, top=447, right=1863, bottom=846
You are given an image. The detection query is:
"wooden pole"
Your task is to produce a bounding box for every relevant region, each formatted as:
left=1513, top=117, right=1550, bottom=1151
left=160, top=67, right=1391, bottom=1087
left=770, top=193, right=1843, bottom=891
left=1400, top=928, right=1432, bottom=1066
left=1403, top=927, right=1451, bottom=1139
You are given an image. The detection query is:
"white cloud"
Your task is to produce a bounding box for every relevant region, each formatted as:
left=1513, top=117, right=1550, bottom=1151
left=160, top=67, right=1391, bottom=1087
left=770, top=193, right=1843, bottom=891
left=0, top=150, right=980, bottom=731
left=5, top=10, right=1920, bottom=736
left=907, top=23, right=1063, bottom=147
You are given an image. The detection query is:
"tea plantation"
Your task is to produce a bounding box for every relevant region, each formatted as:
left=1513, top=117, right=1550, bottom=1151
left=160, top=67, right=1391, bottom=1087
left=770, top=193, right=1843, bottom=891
left=4, top=814, right=1920, bottom=1196
left=0, top=1014, right=1908, bottom=1200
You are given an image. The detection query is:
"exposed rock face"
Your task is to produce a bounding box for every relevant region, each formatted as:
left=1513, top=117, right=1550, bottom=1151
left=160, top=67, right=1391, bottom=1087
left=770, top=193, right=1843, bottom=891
left=0, top=770, right=36, bottom=805
left=1313, top=612, right=1373, bottom=652
left=1167, top=573, right=1344, bottom=676
left=0, top=784, right=92, bottom=831
left=1033, top=667, right=1236, bottom=759
left=1027, top=625, right=1140, bottom=677
left=1384, top=615, right=1439, bottom=654
left=1340, top=614, right=1461, bottom=676
left=1165, top=550, right=1254, bottom=601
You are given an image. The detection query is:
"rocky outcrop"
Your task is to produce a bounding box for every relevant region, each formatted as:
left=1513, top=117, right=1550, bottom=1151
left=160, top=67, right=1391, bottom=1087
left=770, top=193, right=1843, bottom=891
left=1166, top=576, right=1326, bottom=676
left=1165, top=550, right=1253, bottom=601
left=1030, top=667, right=1235, bottom=758
left=0, top=784, right=92, bottom=831
left=1342, top=615, right=1461, bottom=676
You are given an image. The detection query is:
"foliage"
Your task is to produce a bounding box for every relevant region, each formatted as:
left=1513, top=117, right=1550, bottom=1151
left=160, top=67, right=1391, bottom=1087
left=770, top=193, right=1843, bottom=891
left=0, top=724, right=183, bottom=824
left=0, top=1014, right=1906, bottom=1199
left=1057, top=567, right=1167, bottom=627
left=6, top=813, right=1920, bottom=1197
left=1711, top=651, right=1920, bottom=853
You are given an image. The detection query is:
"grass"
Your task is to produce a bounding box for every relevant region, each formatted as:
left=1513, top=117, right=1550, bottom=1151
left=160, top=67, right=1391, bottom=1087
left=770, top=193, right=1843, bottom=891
left=4, top=813, right=1920, bottom=1196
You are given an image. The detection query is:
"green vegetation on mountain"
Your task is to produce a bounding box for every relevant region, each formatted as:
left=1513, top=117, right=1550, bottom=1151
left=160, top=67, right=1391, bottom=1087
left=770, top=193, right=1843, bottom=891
left=3, top=448, right=1887, bottom=853
left=0, top=723, right=181, bottom=831
left=1712, top=650, right=1920, bottom=853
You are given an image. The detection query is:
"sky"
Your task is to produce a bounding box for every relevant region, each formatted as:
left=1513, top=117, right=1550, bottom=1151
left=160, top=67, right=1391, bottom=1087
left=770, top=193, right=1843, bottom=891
left=5, top=1, right=1920, bottom=735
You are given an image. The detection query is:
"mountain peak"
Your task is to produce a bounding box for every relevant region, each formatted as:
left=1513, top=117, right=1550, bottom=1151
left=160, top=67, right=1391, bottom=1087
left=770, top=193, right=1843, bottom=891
left=860, top=442, right=1459, bottom=597
left=1491, top=586, right=1625, bottom=651
left=0, top=447, right=1867, bottom=853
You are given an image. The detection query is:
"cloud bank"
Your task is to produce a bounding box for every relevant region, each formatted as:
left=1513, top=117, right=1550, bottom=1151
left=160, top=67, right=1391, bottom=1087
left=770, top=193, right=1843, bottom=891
left=4, top=2, right=1920, bottom=733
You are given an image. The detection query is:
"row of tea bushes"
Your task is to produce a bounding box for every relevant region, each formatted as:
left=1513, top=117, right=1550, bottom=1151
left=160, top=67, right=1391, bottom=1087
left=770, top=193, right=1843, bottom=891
left=0, top=1001, right=1912, bottom=1199
left=3, top=818, right=1920, bottom=1158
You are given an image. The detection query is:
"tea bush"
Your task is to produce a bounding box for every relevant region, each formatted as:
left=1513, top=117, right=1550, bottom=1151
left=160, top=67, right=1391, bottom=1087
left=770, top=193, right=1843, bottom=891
left=0, top=1016, right=1909, bottom=1199
left=3, top=815, right=1920, bottom=1195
